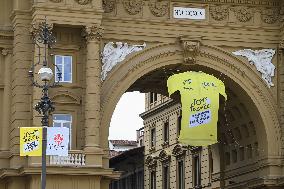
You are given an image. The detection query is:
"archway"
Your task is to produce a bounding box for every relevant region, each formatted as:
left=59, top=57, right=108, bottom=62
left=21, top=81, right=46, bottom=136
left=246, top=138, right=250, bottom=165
left=101, top=43, right=281, bottom=186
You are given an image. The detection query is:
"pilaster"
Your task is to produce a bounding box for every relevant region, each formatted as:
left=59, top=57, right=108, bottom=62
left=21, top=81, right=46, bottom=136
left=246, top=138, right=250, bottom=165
left=10, top=12, right=33, bottom=168
left=1, top=48, right=12, bottom=152
left=82, top=24, right=104, bottom=167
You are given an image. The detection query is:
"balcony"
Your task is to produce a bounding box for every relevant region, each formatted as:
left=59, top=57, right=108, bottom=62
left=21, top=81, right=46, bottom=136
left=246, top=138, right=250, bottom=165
left=49, top=150, right=85, bottom=166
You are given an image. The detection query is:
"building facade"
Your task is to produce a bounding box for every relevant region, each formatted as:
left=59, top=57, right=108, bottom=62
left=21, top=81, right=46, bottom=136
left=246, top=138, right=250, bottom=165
left=0, top=0, right=283, bottom=188
left=109, top=146, right=144, bottom=189
left=141, top=92, right=263, bottom=189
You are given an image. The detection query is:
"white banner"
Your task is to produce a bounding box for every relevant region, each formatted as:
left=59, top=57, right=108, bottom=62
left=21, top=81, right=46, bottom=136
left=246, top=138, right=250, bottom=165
left=173, top=7, right=206, bottom=20
left=46, top=127, right=69, bottom=156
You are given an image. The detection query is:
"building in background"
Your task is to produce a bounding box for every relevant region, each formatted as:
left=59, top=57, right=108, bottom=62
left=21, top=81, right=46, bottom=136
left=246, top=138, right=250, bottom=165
left=109, top=146, right=144, bottom=189
left=141, top=92, right=262, bottom=189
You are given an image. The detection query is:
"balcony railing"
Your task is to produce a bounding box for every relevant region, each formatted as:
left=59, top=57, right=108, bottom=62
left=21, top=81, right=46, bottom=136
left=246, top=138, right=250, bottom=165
left=49, top=150, right=85, bottom=166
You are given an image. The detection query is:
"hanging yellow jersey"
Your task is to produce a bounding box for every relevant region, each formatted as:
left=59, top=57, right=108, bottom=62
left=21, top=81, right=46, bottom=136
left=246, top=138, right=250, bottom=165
left=20, top=127, right=42, bottom=156
left=167, top=71, right=227, bottom=146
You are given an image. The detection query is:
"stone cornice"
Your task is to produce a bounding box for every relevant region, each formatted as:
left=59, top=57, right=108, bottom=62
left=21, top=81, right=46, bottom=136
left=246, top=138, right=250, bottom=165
left=0, top=167, right=121, bottom=179
left=0, top=31, right=13, bottom=40
left=185, top=0, right=279, bottom=6
left=139, top=99, right=177, bottom=120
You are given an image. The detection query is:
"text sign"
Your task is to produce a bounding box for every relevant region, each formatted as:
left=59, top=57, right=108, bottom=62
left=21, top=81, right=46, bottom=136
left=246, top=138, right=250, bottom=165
left=173, top=7, right=205, bottom=20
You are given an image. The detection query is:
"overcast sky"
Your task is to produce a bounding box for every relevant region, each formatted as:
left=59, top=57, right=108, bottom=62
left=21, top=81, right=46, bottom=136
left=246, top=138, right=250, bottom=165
left=108, top=92, right=145, bottom=141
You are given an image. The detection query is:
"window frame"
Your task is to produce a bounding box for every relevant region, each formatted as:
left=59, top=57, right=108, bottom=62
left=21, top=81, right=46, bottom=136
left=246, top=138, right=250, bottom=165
left=163, top=121, right=169, bottom=143
left=177, top=158, right=185, bottom=189
left=52, top=113, right=72, bottom=150
left=192, top=153, right=201, bottom=188
left=150, top=127, right=156, bottom=148
left=163, top=164, right=170, bottom=189
left=150, top=170, right=156, bottom=189
left=54, top=55, right=73, bottom=83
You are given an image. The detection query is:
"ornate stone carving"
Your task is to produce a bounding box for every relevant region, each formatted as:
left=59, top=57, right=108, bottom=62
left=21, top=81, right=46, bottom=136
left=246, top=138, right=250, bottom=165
left=49, top=0, right=63, bottom=2
left=158, top=150, right=171, bottom=163
left=103, top=0, right=115, bottom=13
left=189, top=146, right=202, bottom=153
left=279, top=40, right=284, bottom=50
left=1, top=49, right=12, bottom=56
left=261, top=8, right=279, bottom=24
left=180, top=38, right=201, bottom=64
left=232, top=49, right=276, bottom=87
left=123, top=0, right=143, bottom=15
left=148, top=1, right=169, bottom=17
left=75, top=0, right=91, bottom=5
left=82, top=25, right=104, bottom=41
left=232, top=6, right=253, bottom=22
left=172, top=144, right=187, bottom=158
left=145, top=155, right=157, bottom=169
left=101, top=42, right=146, bottom=81
left=210, top=5, right=229, bottom=21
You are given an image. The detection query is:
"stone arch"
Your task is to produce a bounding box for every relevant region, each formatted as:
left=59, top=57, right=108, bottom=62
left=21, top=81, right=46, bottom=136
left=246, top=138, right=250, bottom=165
left=101, top=43, right=281, bottom=157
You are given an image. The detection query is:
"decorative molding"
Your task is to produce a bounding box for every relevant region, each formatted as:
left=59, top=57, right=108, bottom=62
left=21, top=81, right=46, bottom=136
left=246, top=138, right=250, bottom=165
left=101, top=42, right=146, bottom=81
left=1, top=48, right=12, bottom=56
left=180, top=37, right=201, bottom=64
left=189, top=146, right=202, bottom=153
left=123, top=0, right=143, bottom=15
left=51, top=92, right=81, bottom=105
left=231, top=6, right=253, bottom=22
left=145, top=155, right=157, bottom=170
left=75, top=0, right=91, bottom=5
left=82, top=25, right=104, bottom=41
left=172, top=144, right=187, bottom=158
left=279, top=40, right=284, bottom=50
left=261, top=7, right=279, bottom=24
left=148, top=1, right=169, bottom=17
left=232, top=49, right=276, bottom=88
left=49, top=0, right=63, bottom=2
left=210, top=5, right=229, bottom=21
left=203, top=0, right=279, bottom=7
left=158, top=150, right=171, bottom=164
left=103, top=0, right=115, bottom=13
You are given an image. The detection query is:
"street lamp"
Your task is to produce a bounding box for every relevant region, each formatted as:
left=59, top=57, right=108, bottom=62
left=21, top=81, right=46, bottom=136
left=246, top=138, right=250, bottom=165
left=28, top=19, right=61, bottom=189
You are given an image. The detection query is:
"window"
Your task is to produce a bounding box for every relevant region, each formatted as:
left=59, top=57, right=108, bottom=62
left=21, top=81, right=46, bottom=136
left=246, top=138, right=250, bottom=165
left=53, top=114, right=72, bottom=149
left=164, top=121, right=169, bottom=142
left=150, top=92, right=158, bottom=104
left=254, top=142, right=259, bottom=156
left=150, top=171, right=156, bottom=189
left=177, top=115, right=182, bottom=136
left=225, top=152, right=230, bottom=165
left=247, top=144, right=252, bottom=159
left=150, top=128, right=156, bottom=148
left=163, top=165, right=170, bottom=189
left=177, top=159, right=185, bottom=189
left=232, top=149, right=237, bottom=163
left=55, top=55, right=72, bottom=83
left=239, top=147, right=244, bottom=161
left=193, top=154, right=201, bottom=188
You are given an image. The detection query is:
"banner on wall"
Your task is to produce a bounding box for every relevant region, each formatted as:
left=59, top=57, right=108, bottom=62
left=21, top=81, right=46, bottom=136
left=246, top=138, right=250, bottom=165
left=46, top=127, right=69, bottom=156
left=20, top=127, right=42, bottom=156
left=167, top=71, right=227, bottom=146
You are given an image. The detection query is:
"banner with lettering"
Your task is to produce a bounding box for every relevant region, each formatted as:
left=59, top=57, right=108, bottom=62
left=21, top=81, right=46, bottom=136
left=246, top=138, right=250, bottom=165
left=20, top=127, right=42, bottom=156
left=167, top=71, right=227, bottom=146
left=46, top=127, right=69, bottom=156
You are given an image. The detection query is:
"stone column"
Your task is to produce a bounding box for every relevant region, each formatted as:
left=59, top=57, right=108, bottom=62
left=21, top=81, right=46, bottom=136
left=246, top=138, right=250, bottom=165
left=10, top=13, right=33, bottom=167
left=1, top=48, right=12, bottom=152
left=82, top=25, right=104, bottom=166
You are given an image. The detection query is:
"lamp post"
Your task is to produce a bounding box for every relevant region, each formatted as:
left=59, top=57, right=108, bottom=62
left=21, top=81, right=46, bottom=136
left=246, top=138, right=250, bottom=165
left=28, top=19, right=61, bottom=189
